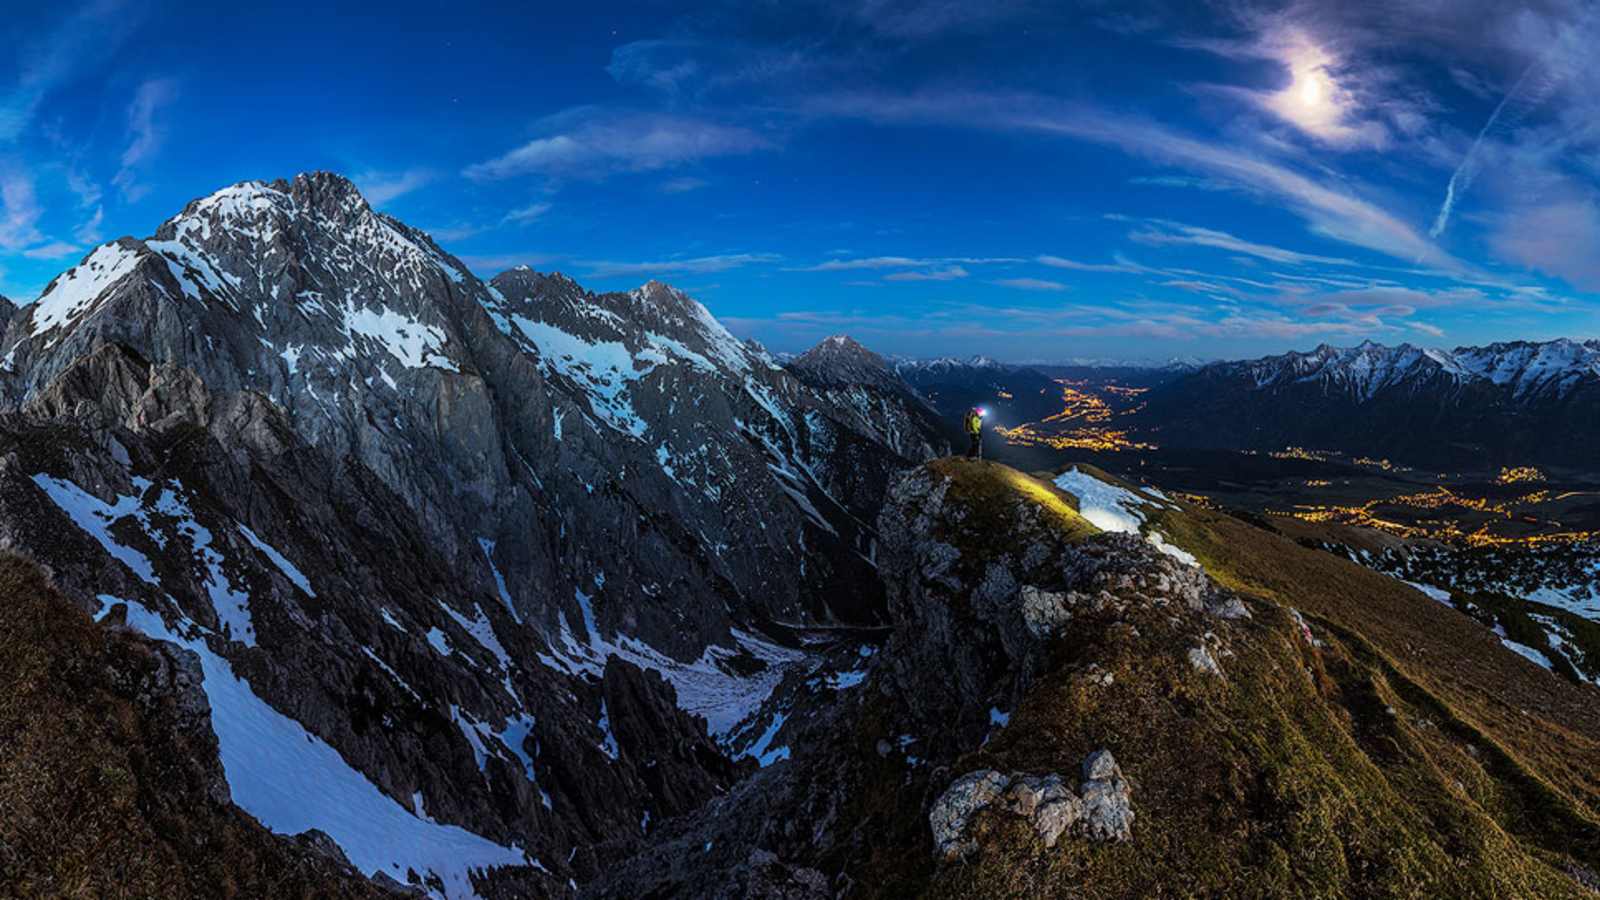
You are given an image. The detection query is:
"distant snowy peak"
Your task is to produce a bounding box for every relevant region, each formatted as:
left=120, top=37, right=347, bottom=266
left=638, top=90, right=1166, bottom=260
left=482, top=267, right=791, bottom=440
left=892, top=354, right=1007, bottom=377
left=1452, top=338, right=1600, bottom=398
left=1216, top=338, right=1600, bottom=402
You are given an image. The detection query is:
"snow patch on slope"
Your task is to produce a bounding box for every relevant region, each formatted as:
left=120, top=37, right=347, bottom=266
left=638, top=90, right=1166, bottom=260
left=115, top=596, right=529, bottom=898
left=1052, top=468, right=1199, bottom=568
left=239, top=525, right=316, bottom=598
left=539, top=594, right=809, bottom=741
left=31, top=474, right=158, bottom=585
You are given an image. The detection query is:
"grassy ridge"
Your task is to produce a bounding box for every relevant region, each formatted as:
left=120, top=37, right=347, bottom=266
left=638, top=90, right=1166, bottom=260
left=865, top=462, right=1599, bottom=898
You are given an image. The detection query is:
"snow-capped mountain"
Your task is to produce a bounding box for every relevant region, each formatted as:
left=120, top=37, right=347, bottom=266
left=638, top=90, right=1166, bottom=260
left=892, top=353, right=1007, bottom=376
left=1201, top=339, right=1600, bottom=402
left=1141, top=339, right=1600, bottom=468
left=1452, top=338, right=1600, bottom=399
left=0, top=172, right=927, bottom=895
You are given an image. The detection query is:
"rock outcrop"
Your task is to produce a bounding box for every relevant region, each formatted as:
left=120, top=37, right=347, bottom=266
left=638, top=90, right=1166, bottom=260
left=930, top=749, right=1134, bottom=859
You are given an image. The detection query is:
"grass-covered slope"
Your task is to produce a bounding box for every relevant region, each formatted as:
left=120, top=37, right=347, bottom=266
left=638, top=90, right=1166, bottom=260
left=904, top=462, right=1600, bottom=898
left=0, top=555, right=385, bottom=899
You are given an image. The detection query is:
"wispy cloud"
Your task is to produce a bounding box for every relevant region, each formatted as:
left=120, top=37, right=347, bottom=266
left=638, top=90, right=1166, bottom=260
left=73, top=205, right=104, bottom=244
left=580, top=252, right=780, bottom=279
left=807, top=90, right=1459, bottom=269
left=1127, top=174, right=1233, bottom=192
left=21, top=240, right=81, bottom=260
left=884, top=265, right=967, bottom=281
left=465, top=111, right=770, bottom=182
left=1126, top=219, right=1357, bottom=267
left=0, top=171, right=43, bottom=251
left=112, top=78, right=179, bottom=202
left=993, top=277, right=1067, bottom=291
left=660, top=176, right=708, bottom=194
left=503, top=201, right=553, bottom=224
left=353, top=168, right=434, bottom=207
left=792, top=255, right=1020, bottom=272
left=1035, top=254, right=1146, bottom=274
left=1489, top=196, right=1600, bottom=291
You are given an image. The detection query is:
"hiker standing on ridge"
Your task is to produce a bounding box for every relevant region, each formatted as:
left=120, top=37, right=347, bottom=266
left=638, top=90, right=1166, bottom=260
left=965, top=407, right=985, bottom=459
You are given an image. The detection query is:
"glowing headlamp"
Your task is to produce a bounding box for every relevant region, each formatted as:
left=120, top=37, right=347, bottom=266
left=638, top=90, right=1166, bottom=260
left=977, top=408, right=988, bottom=417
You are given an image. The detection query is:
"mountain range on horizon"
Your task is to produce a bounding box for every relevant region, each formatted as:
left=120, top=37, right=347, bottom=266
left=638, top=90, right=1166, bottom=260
left=2, top=171, right=1599, bottom=899
left=8, top=172, right=1600, bottom=484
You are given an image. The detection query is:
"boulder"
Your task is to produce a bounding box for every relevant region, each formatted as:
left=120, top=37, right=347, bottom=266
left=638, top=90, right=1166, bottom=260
left=930, top=750, right=1135, bottom=859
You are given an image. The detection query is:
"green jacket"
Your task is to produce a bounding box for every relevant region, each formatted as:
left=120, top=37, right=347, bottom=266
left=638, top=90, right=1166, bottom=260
left=964, top=412, right=982, bottom=435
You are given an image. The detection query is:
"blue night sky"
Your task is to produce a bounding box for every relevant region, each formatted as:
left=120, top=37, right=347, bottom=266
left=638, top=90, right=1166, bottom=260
left=2, top=0, right=1598, bottom=362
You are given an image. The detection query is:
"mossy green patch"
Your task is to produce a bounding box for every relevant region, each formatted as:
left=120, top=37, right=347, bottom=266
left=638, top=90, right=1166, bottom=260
left=925, top=458, right=1100, bottom=550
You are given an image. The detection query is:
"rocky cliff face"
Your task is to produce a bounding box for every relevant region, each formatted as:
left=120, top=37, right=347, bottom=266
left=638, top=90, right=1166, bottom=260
left=0, top=172, right=934, bottom=896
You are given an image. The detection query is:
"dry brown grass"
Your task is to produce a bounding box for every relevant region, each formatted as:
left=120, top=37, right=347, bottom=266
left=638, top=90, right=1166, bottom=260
left=0, top=555, right=385, bottom=900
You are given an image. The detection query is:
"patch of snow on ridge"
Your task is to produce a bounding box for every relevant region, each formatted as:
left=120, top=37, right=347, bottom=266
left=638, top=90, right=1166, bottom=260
left=744, top=711, right=790, bottom=766
left=440, top=600, right=512, bottom=669
left=239, top=525, right=316, bottom=598
left=147, top=237, right=238, bottom=300
left=538, top=593, right=809, bottom=740
left=152, top=487, right=256, bottom=647
left=1500, top=637, right=1555, bottom=670
left=508, top=317, right=650, bottom=437
left=116, top=597, right=529, bottom=898
left=31, top=474, right=158, bottom=585
left=1147, top=531, right=1199, bottom=567
left=1405, top=581, right=1454, bottom=607
left=28, top=242, right=144, bottom=341
left=1052, top=468, right=1146, bottom=534
left=1053, top=468, right=1204, bottom=569
left=478, top=539, right=520, bottom=624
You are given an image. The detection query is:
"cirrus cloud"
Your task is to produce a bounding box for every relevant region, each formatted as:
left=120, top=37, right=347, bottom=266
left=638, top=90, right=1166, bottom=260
left=465, top=110, right=771, bottom=182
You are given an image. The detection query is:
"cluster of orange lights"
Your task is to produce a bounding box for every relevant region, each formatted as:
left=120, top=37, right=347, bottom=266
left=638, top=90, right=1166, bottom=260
left=1495, top=466, right=1546, bottom=485
left=996, top=423, right=1155, bottom=452
left=1276, top=482, right=1598, bottom=547
left=993, top=379, right=1156, bottom=452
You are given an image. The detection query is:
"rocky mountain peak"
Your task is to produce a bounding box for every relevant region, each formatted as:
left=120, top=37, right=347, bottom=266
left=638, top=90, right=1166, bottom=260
left=810, top=334, right=876, bottom=359
left=789, top=333, right=896, bottom=388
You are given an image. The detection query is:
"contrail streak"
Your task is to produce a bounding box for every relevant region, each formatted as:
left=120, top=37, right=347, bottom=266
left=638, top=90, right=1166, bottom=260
left=1429, top=62, right=1537, bottom=239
